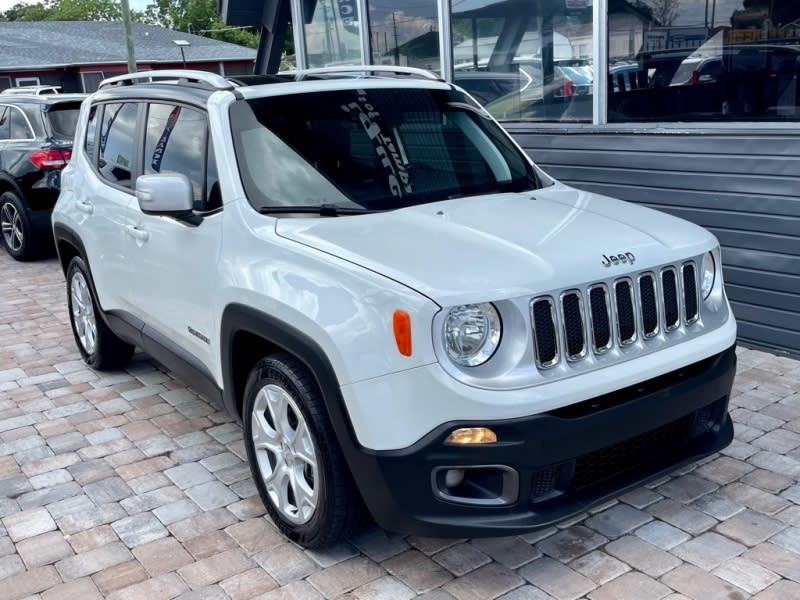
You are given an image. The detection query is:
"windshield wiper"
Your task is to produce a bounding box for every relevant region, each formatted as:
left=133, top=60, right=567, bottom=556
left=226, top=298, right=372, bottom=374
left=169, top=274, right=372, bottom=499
left=259, top=204, right=379, bottom=217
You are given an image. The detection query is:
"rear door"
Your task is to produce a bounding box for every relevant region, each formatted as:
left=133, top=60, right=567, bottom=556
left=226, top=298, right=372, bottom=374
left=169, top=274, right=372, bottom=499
left=77, top=101, right=140, bottom=312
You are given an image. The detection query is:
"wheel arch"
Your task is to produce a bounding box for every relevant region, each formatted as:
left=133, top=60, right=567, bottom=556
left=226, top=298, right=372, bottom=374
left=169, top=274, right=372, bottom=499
left=221, top=303, right=388, bottom=516
left=220, top=303, right=363, bottom=454
left=0, top=174, right=24, bottom=201
left=52, top=223, right=87, bottom=276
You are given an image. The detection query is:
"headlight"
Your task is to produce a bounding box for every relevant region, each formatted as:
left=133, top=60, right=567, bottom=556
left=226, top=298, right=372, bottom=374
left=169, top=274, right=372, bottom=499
left=701, top=250, right=716, bottom=300
left=443, top=303, right=501, bottom=367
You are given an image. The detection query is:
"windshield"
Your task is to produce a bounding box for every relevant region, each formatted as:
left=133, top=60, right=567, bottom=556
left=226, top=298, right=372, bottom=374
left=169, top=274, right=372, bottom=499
left=47, top=103, right=81, bottom=141
left=230, top=87, right=541, bottom=213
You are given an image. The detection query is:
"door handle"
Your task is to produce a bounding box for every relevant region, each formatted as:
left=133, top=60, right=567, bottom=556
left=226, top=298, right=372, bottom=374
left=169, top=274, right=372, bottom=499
left=76, top=200, right=93, bottom=215
left=125, top=225, right=149, bottom=242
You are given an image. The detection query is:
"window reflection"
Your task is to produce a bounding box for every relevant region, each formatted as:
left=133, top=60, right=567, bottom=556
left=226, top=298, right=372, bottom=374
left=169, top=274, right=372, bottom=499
left=144, top=104, right=207, bottom=209
left=368, top=0, right=440, bottom=71
left=98, top=102, right=138, bottom=188
left=450, top=0, right=594, bottom=122
left=609, top=0, right=800, bottom=121
left=304, top=0, right=363, bottom=67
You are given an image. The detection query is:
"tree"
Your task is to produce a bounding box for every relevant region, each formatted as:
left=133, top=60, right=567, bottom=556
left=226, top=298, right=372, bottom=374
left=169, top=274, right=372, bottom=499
left=0, top=0, right=126, bottom=21
left=139, top=0, right=259, bottom=48
left=650, top=0, right=680, bottom=26
left=0, top=0, right=258, bottom=49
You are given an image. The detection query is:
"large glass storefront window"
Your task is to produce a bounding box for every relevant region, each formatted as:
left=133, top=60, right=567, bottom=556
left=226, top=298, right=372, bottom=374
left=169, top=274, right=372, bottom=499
left=450, top=0, right=594, bottom=122
left=367, top=0, right=441, bottom=71
left=608, top=0, right=800, bottom=121
left=304, top=0, right=363, bottom=67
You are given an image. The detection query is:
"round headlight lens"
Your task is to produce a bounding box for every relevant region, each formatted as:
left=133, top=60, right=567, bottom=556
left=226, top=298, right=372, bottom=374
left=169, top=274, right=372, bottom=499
left=443, top=303, right=501, bottom=367
left=701, top=251, right=716, bottom=299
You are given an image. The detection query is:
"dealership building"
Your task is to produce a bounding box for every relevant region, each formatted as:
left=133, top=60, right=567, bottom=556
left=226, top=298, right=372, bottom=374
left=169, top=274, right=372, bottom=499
left=222, top=0, right=800, bottom=357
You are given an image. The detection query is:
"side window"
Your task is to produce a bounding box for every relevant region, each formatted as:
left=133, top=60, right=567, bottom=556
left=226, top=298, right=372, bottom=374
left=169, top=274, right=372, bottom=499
left=0, top=107, right=9, bottom=141
left=9, top=107, right=32, bottom=140
left=85, top=104, right=99, bottom=159
left=144, top=103, right=207, bottom=210
left=98, top=102, right=138, bottom=188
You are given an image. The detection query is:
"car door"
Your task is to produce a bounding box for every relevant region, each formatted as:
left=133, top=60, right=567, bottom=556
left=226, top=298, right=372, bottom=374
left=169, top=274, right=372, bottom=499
left=125, top=102, right=223, bottom=372
left=78, top=101, right=140, bottom=313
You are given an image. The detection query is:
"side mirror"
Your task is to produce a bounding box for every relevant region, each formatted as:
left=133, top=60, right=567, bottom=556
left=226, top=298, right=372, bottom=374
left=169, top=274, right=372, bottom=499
left=136, top=173, right=194, bottom=216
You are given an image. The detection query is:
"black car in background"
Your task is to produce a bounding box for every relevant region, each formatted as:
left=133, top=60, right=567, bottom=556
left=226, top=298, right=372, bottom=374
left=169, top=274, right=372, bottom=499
left=0, top=94, right=83, bottom=260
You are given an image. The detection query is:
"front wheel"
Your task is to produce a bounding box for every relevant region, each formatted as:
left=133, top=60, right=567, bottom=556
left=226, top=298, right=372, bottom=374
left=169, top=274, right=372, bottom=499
left=66, top=256, right=135, bottom=370
left=243, top=352, right=367, bottom=547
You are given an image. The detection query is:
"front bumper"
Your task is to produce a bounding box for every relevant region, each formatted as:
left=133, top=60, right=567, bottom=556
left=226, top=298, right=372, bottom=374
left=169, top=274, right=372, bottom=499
left=350, top=345, right=735, bottom=537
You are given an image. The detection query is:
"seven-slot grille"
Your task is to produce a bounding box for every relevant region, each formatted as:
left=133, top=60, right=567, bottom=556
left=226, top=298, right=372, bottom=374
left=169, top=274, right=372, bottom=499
left=531, top=262, right=700, bottom=369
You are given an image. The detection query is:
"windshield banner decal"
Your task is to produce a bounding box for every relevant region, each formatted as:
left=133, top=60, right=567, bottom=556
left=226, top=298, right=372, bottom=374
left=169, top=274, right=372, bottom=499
left=341, top=90, right=412, bottom=198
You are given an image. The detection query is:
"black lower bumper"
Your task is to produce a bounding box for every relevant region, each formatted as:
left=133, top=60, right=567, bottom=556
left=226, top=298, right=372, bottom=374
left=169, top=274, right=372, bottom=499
left=352, top=345, right=736, bottom=538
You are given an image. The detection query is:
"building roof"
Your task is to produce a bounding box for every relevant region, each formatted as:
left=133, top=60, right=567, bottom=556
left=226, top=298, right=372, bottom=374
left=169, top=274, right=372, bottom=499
left=0, top=21, right=256, bottom=71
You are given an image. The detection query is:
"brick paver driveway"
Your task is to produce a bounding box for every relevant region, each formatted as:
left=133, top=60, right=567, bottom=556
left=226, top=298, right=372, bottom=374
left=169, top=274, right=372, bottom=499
left=1, top=252, right=800, bottom=600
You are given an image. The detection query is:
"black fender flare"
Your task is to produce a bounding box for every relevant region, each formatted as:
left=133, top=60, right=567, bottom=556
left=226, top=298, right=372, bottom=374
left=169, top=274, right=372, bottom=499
left=220, top=303, right=354, bottom=434
left=52, top=222, right=89, bottom=276
left=219, top=303, right=389, bottom=495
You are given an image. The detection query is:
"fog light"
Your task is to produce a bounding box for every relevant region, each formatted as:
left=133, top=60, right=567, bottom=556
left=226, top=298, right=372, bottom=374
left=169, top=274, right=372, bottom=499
left=444, top=468, right=465, bottom=488
left=445, top=427, right=497, bottom=445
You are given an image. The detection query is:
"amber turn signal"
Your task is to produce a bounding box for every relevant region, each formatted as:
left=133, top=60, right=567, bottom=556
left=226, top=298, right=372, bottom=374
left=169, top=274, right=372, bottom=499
left=393, top=310, right=412, bottom=357
left=445, top=427, right=498, bottom=445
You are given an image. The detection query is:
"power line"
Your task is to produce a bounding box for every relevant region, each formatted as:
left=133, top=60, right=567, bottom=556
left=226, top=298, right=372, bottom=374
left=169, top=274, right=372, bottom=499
left=197, top=25, right=258, bottom=34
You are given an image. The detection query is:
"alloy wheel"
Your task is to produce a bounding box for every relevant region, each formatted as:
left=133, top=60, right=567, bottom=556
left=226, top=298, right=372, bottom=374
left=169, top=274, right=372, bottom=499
left=70, top=271, right=97, bottom=355
left=1, top=201, right=23, bottom=253
left=251, top=383, right=319, bottom=524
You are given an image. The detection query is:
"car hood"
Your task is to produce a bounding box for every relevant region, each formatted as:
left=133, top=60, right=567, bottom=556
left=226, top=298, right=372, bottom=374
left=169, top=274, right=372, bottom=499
left=275, top=184, right=716, bottom=307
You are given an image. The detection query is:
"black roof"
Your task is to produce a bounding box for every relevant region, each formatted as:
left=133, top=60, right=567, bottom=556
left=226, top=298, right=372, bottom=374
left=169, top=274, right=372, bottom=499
left=0, top=21, right=256, bottom=71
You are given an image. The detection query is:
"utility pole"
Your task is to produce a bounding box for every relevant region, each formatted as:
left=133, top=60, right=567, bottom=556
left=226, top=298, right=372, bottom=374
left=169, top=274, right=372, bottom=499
left=392, top=11, right=399, bottom=64
left=120, top=0, right=137, bottom=73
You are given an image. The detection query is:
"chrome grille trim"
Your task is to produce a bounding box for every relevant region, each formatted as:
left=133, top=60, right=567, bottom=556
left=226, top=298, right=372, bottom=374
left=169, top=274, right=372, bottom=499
left=661, top=266, right=680, bottom=332
left=560, top=290, right=588, bottom=362
left=682, top=261, right=699, bottom=325
left=587, top=284, right=613, bottom=354
left=529, top=260, right=700, bottom=371
left=530, top=297, right=560, bottom=369
left=637, top=272, right=659, bottom=338
left=614, top=278, right=637, bottom=346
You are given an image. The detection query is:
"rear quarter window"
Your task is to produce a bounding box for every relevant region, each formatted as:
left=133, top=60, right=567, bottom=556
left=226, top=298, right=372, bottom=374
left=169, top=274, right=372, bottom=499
left=47, top=103, right=81, bottom=141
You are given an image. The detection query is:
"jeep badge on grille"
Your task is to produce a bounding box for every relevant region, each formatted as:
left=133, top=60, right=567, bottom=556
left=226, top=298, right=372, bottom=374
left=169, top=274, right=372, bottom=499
left=602, top=252, right=636, bottom=267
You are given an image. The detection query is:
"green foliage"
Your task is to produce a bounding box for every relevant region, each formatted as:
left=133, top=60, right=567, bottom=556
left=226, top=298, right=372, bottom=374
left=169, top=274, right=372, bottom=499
left=0, top=0, right=260, bottom=49
left=137, top=0, right=260, bottom=47
left=1, top=0, right=124, bottom=21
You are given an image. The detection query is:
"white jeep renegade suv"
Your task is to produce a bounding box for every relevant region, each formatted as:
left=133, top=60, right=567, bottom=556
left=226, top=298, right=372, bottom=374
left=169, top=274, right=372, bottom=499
left=53, top=68, right=737, bottom=548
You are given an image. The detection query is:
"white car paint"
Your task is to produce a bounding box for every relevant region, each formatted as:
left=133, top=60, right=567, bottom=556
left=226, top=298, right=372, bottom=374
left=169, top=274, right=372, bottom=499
left=54, top=75, right=736, bottom=453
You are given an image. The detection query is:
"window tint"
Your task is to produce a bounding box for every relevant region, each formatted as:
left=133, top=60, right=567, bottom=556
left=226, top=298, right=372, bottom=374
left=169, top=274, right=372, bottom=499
left=231, top=88, right=540, bottom=212
left=47, top=103, right=81, bottom=140
left=98, top=102, right=138, bottom=188
left=85, top=104, right=98, bottom=159
left=608, top=2, right=800, bottom=122
left=9, top=107, right=32, bottom=140
left=0, top=107, right=8, bottom=141
left=144, top=104, right=207, bottom=209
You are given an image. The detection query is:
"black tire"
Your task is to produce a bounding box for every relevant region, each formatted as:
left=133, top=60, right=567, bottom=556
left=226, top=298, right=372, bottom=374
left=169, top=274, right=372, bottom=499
left=0, top=191, right=39, bottom=261
left=66, top=256, right=135, bottom=370
left=243, top=352, right=368, bottom=547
